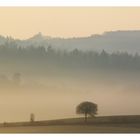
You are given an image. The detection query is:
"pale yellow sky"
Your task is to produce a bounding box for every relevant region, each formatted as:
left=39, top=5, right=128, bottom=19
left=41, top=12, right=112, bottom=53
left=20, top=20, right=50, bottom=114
left=0, top=7, right=140, bottom=39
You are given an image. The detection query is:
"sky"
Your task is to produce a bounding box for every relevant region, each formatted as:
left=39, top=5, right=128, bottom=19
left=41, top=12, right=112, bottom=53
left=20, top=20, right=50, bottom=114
left=0, top=7, right=140, bottom=39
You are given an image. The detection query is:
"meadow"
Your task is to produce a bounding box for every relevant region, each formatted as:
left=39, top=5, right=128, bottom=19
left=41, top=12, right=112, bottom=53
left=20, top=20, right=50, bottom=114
left=0, top=115, right=140, bottom=133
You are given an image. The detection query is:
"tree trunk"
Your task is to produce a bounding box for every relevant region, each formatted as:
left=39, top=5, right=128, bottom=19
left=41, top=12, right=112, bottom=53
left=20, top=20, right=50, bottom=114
left=85, top=113, right=87, bottom=123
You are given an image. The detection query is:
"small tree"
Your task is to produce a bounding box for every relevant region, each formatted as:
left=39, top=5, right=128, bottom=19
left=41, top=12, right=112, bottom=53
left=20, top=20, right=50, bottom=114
left=13, top=73, right=21, bottom=86
left=76, top=101, right=97, bottom=123
left=30, top=113, right=35, bottom=123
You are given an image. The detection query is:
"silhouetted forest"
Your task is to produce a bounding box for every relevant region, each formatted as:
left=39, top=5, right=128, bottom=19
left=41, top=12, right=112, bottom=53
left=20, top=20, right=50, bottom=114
left=0, top=43, right=139, bottom=74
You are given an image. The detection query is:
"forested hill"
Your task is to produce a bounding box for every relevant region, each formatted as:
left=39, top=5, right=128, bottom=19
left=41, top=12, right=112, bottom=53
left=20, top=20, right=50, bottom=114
left=0, top=44, right=139, bottom=76
left=0, top=30, right=140, bottom=54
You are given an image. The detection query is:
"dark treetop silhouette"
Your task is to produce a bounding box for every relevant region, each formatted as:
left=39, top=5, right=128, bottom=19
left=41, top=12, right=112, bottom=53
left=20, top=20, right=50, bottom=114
left=76, top=101, right=98, bottom=123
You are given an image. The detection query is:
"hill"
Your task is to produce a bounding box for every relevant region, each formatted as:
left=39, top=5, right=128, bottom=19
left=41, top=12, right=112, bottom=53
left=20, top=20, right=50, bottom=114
left=1, top=30, right=140, bottom=54
left=1, top=115, right=140, bottom=126
left=0, top=115, right=140, bottom=133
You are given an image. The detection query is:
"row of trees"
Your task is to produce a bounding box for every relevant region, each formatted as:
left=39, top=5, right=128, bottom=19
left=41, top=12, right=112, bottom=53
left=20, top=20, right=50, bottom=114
left=0, top=44, right=140, bottom=72
left=0, top=73, right=21, bottom=88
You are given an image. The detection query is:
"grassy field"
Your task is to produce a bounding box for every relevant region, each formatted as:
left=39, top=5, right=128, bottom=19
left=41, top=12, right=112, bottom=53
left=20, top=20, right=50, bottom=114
left=0, top=124, right=140, bottom=133
left=0, top=115, right=140, bottom=133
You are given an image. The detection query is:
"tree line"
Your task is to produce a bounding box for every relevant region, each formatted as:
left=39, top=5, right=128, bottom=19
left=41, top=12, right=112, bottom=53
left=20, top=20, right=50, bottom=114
left=0, top=43, right=140, bottom=73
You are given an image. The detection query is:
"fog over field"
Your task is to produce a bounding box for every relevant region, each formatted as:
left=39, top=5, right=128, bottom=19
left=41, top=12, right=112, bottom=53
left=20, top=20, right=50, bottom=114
left=1, top=71, right=140, bottom=122
left=0, top=31, right=140, bottom=122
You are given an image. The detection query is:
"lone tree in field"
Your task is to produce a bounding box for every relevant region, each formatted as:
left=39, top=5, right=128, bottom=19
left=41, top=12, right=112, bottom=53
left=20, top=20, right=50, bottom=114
left=76, top=101, right=97, bottom=123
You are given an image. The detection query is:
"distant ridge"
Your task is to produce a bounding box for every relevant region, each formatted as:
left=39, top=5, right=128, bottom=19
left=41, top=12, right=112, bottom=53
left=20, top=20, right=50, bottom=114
left=0, top=30, right=140, bottom=54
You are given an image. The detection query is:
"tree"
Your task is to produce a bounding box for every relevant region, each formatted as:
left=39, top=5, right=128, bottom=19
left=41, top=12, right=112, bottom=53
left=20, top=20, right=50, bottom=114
left=12, top=73, right=21, bottom=86
left=76, top=101, right=97, bottom=123
left=30, top=113, right=35, bottom=123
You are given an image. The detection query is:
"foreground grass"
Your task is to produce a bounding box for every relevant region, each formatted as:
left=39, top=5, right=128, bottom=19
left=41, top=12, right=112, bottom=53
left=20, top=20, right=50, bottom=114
left=0, top=124, right=140, bottom=133
left=1, top=115, right=140, bottom=133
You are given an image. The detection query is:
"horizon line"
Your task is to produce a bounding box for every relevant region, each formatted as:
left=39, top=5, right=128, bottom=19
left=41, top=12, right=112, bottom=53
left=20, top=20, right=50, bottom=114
left=1, top=29, right=140, bottom=40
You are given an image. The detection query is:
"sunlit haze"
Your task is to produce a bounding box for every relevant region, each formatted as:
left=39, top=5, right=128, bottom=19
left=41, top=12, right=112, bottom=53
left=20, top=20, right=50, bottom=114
left=0, top=7, right=140, bottom=39
left=0, top=7, right=140, bottom=128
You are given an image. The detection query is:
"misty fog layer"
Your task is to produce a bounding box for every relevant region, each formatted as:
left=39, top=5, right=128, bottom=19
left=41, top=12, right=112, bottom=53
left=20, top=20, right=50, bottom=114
left=0, top=72, right=140, bottom=122
left=0, top=36, right=140, bottom=122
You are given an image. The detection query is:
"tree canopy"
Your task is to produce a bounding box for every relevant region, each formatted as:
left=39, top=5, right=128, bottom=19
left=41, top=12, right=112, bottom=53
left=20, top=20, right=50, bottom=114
left=76, top=101, right=98, bottom=122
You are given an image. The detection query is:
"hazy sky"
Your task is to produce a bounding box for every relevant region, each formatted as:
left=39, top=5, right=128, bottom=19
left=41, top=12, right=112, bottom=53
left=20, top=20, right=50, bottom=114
left=0, top=7, right=140, bottom=39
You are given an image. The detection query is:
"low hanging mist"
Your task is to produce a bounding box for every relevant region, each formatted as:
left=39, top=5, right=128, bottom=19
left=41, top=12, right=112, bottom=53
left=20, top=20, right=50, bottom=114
left=0, top=32, right=140, bottom=122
